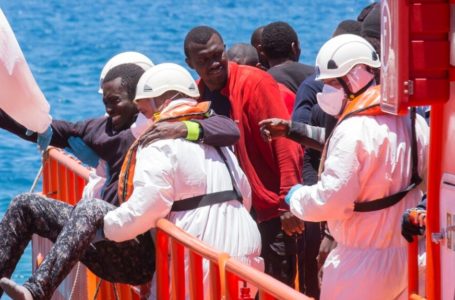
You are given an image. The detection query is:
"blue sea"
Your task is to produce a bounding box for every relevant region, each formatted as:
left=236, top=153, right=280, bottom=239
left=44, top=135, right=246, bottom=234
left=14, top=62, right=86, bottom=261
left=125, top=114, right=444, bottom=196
left=0, top=0, right=373, bottom=292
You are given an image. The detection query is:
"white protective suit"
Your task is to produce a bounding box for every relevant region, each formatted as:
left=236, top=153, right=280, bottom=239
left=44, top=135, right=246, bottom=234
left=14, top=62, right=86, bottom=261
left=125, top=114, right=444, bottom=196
left=103, top=138, right=264, bottom=299
left=289, top=113, right=429, bottom=300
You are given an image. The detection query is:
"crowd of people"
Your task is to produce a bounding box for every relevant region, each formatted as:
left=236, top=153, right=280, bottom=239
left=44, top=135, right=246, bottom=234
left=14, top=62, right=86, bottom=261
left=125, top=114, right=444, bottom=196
left=0, top=2, right=430, bottom=300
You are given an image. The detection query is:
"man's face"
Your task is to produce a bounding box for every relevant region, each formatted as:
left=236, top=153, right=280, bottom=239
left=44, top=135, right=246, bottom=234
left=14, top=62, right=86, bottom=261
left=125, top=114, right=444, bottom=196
left=102, top=77, right=138, bottom=131
left=185, top=34, right=228, bottom=92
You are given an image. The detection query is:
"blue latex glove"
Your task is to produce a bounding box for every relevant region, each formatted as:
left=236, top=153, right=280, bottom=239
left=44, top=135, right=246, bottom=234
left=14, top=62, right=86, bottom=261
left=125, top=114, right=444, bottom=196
left=37, top=126, right=53, bottom=153
left=67, top=136, right=100, bottom=167
left=92, top=227, right=106, bottom=244
left=25, top=129, right=34, bottom=136
left=285, top=184, right=303, bottom=205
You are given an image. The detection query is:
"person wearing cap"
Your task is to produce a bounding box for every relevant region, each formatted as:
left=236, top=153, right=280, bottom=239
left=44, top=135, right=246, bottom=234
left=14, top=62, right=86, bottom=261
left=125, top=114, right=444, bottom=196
left=259, top=20, right=362, bottom=299
left=106, top=63, right=263, bottom=298
left=0, top=63, right=146, bottom=206
left=280, top=34, right=429, bottom=299
left=0, top=60, right=242, bottom=298
left=0, top=53, right=240, bottom=206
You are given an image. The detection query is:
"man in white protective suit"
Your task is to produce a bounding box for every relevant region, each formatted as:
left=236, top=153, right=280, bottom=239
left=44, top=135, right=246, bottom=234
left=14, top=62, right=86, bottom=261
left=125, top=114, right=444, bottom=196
left=103, top=62, right=264, bottom=299
left=284, top=34, right=429, bottom=299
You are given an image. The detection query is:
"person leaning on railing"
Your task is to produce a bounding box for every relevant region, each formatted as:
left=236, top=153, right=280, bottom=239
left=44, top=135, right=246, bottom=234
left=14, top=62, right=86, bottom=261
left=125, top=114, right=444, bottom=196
left=0, top=59, right=241, bottom=299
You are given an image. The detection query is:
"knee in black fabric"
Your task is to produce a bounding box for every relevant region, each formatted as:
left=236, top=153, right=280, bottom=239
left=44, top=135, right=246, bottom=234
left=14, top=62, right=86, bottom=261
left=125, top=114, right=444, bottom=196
left=74, top=198, right=109, bottom=214
left=9, top=193, right=35, bottom=210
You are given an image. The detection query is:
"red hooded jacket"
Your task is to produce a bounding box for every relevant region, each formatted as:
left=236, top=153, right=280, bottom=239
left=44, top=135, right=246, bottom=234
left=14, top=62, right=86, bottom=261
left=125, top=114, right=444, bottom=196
left=199, top=62, right=303, bottom=222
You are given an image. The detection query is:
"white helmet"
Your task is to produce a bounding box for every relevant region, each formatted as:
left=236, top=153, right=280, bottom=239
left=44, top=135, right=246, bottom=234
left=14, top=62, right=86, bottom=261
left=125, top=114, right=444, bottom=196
left=315, top=34, right=380, bottom=80
left=134, top=63, right=199, bottom=102
left=98, top=51, right=154, bottom=93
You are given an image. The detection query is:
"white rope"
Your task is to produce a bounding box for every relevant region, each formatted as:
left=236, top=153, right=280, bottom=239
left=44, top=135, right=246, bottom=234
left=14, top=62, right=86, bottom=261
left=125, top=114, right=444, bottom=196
left=29, top=165, right=43, bottom=193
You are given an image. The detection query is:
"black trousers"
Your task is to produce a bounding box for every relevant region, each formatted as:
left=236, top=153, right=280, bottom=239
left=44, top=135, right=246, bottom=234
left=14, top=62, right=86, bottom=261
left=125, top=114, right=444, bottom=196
left=258, top=217, right=304, bottom=287
left=298, top=221, right=321, bottom=299
left=0, top=193, right=155, bottom=300
left=258, top=217, right=321, bottom=299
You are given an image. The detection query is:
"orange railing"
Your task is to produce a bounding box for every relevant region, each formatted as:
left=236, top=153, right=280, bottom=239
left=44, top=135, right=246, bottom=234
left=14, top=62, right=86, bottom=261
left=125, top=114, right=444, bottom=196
left=407, top=209, right=428, bottom=299
left=156, top=218, right=312, bottom=300
left=408, top=239, right=420, bottom=299
left=38, top=147, right=139, bottom=300
left=40, top=148, right=312, bottom=299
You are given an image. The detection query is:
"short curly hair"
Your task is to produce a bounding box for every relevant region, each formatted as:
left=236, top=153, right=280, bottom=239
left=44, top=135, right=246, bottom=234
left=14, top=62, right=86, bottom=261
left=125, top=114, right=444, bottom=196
left=261, top=21, right=298, bottom=60
left=103, top=63, right=145, bottom=101
left=184, top=26, right=223, bottom=58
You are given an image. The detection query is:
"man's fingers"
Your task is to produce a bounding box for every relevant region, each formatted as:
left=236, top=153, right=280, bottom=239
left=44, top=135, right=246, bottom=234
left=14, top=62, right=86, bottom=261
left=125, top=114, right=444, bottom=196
left=282, top=227, right=293, bottom=236
left=291, top=221, right=304, bottom=234
left=298, top=221, right=305, bottom=232
left=139, top=133, right=159, bottom=147
left=260, top=128, right=271, bottom=142
left=418, top=214, right=426, bottom=227
left=258, top=119, right=274, bottom=127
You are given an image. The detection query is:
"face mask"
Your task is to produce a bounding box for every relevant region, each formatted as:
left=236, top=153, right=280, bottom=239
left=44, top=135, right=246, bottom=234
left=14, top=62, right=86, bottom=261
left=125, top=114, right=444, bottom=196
left=316, top=84, right=346, bottom=116
left=345, top=65, right=375, bottom=94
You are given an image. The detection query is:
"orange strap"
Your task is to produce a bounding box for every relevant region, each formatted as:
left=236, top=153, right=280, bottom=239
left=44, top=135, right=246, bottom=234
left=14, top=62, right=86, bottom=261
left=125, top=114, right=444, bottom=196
left=117, top=140, right=139, bottom=204
left=294, top=253, right=300, bottom=291
left=117, top=101, right=212, bottom=204
left=318, top=85, right=383, bottom=176
left=154, top=101, right=211, bottom=122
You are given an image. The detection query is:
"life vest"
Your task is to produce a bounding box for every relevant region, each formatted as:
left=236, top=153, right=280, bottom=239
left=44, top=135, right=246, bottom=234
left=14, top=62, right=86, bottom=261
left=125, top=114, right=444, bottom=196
left=117, top=100, right=211, bottom=204
left=319, top=85, right=422, bottom=212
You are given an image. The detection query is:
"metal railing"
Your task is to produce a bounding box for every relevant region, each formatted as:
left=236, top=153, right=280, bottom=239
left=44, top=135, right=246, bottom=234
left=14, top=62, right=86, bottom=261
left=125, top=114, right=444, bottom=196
left=156, top=218, right=312, bottom=300
left=39, top=148, right=139, bottom=300
left=41, top=147, right=312, bottom=299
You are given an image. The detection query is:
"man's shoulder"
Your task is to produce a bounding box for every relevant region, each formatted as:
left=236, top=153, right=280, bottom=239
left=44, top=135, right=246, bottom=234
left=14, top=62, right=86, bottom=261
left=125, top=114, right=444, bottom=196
left=71, top=115, right=108, bottom=126
left=52, top=115, right=107, bottom=130
left=235, top=64, right=273, bottom=82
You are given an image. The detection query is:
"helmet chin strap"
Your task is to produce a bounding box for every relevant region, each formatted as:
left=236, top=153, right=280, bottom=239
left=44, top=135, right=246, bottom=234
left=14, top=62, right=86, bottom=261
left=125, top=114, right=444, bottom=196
left=337, top=77, right=375, bottom=100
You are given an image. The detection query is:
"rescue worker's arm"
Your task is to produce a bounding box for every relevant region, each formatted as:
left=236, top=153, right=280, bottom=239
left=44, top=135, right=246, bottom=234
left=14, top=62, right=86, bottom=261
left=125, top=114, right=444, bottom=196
left=138, top=113, right=240, bottom=147
left=288, top=122, right=362, bottom=222
left=103, top=141, right=174, bottom=242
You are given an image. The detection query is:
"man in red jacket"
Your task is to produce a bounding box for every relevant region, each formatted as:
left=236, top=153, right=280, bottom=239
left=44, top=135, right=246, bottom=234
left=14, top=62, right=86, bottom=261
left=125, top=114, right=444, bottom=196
left=183, top=25, right=304, bottom=287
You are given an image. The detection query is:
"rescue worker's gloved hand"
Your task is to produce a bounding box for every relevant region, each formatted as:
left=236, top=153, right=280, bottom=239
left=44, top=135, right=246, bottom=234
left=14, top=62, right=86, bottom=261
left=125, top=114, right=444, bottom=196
left=401, top=208, right=426, bottom=243
left=66, top=136, right=100, bottom=168
left=285, top=184, right=303, bottom=205
left=37, top=126, right=53, bottom=153
left=92, top=227, right=106, bottom=244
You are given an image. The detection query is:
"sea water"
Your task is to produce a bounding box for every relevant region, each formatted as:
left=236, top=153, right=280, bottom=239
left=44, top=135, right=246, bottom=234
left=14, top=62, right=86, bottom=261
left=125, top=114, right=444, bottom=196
left=0, top=0, right=374, bottom=291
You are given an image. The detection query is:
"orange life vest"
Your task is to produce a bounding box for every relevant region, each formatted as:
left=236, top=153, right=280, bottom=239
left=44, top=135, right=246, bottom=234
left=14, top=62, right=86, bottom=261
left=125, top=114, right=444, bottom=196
left=318, top=84, right=383, bottom=175
left=117, top=101, right=211, bottom=204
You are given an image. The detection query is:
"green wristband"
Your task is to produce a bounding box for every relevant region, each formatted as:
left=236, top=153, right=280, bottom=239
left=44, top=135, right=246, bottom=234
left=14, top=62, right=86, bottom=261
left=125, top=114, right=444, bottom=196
left=182, top=121, right=200, bottom=141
